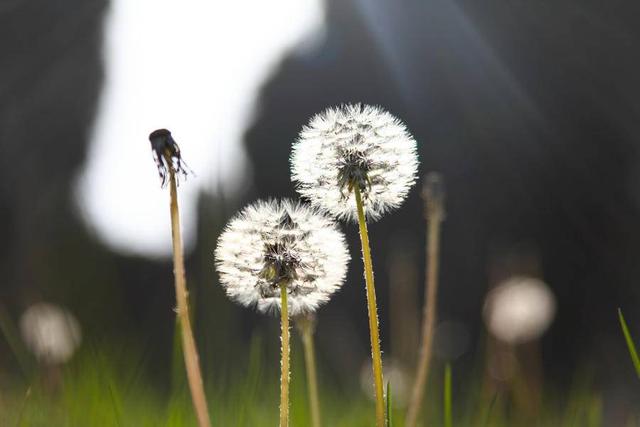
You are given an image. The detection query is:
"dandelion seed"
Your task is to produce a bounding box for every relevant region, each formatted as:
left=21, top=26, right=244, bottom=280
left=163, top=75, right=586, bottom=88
left=483, top=276, right=556, bottom=345
left=291, top=104, right=419, bottom=221
left=20, top=303, right=81, bottom=365
left=215, top=199, right=349, bottom=316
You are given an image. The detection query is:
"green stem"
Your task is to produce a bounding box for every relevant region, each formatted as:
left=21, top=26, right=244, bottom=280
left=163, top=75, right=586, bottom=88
left=354, top=186, right=385, bottom=426
left=280, top=284, right=291, bottom=427
left=444, top=364, right=452, bottom=427
left=618, top=308, right=640, bottom=379
left=300, top=317, right=321, bottom=427
left=167, top=164, right=211, bottom=427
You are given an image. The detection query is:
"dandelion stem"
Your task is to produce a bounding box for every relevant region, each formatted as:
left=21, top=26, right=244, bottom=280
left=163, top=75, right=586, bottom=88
left=354, top=185, right=385, bottom=427
left=280, top=284, right=291, bottom=427
left=167, top=162, right=211, bottom=427
left=406, top=174, right=445, bottom=427
left=299, top=316, right=321, bottom=427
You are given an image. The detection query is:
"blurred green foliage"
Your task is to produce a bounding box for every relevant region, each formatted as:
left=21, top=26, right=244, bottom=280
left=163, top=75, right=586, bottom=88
left=619, top=309, right=640, bottom=380
left=0, top=335, right=607, bottom=427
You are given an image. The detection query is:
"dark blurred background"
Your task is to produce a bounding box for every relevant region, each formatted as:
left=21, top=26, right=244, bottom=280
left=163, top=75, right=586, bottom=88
left=2, top=0, right=640, bottom=418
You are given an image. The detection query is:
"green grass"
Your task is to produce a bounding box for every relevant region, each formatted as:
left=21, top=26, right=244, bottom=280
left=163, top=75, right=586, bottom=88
left=1, top=369, right=369, bottom=426
left=385, top=382, right=393, bottom=427
left=443, top=363, right=452, bottom=427
left=618, top=308, right=640, bottom=379
left=0, top=342, right=610, bottom=427
left=0, top=312, right=621, bottom=426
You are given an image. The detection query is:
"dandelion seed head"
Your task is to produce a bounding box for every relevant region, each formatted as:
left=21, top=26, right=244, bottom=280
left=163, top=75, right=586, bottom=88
left=20, top=303, right=82, bottom=365
left=215, top=199, right=349, bottom=315
left=483, top=276, right=556, bottom=345
left=291, top=104, right=419, bottom=221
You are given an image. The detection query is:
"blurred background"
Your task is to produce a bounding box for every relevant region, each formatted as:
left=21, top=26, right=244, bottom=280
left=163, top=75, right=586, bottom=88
left=2, top=0, right=640, bottom=424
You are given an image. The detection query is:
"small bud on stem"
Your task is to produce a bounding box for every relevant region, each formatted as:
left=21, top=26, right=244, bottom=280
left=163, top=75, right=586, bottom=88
left=148, top=129, right=211, bottom=427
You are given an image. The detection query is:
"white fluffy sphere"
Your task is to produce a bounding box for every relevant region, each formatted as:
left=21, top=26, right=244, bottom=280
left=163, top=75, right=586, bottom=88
left=20, top=303, right=82, bottom=365
left=483, top=276, right=556, bottom=345
left=291, top=104, right=419, bottom=221
left=215, top=199, right=349, bottom=315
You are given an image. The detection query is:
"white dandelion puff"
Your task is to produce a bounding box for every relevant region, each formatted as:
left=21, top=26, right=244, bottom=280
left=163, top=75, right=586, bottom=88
left=291, top=104, right=419, bottom=221
left=215, top=199, right=350, bottom=316
left=483, top=276, right=557, bottom=345
left=20, top=303, right=82, bottom=365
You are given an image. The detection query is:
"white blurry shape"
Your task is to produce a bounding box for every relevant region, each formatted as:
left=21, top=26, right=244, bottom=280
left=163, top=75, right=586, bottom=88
left=360, top=358, right=409, bottom=407
left=76, top=0, right=324, bottom=256
left=20, top=303, right=82, bottom=365
left=483, top=276, right=556, bottom=345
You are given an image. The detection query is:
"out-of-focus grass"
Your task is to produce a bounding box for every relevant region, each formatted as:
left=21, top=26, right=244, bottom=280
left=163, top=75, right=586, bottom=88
left=0, top=315, right=608, bottom=427
left=443, top=363, right=452, bottom=427
left=0, top=345, right=606, bottom=427
left=385, top=382, right=393, bottom=427
left=1, top=332, right=377, bottom=427
left=619, top=308, right=640, bottom=379
left=0, top=300, right=372, bottom=426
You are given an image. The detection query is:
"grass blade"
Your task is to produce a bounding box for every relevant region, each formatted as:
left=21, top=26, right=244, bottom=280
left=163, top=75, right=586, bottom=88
left=444, top=364, right=452, bottom=427
left=481, top=393, right=498, bottom=427
left=618, top=308, right=640, bottom=379
left=14, top=386, right=31, bottom=427
left=0, top=303, right=32, bottom=377
left=386, top=382, right=393, bottom=427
